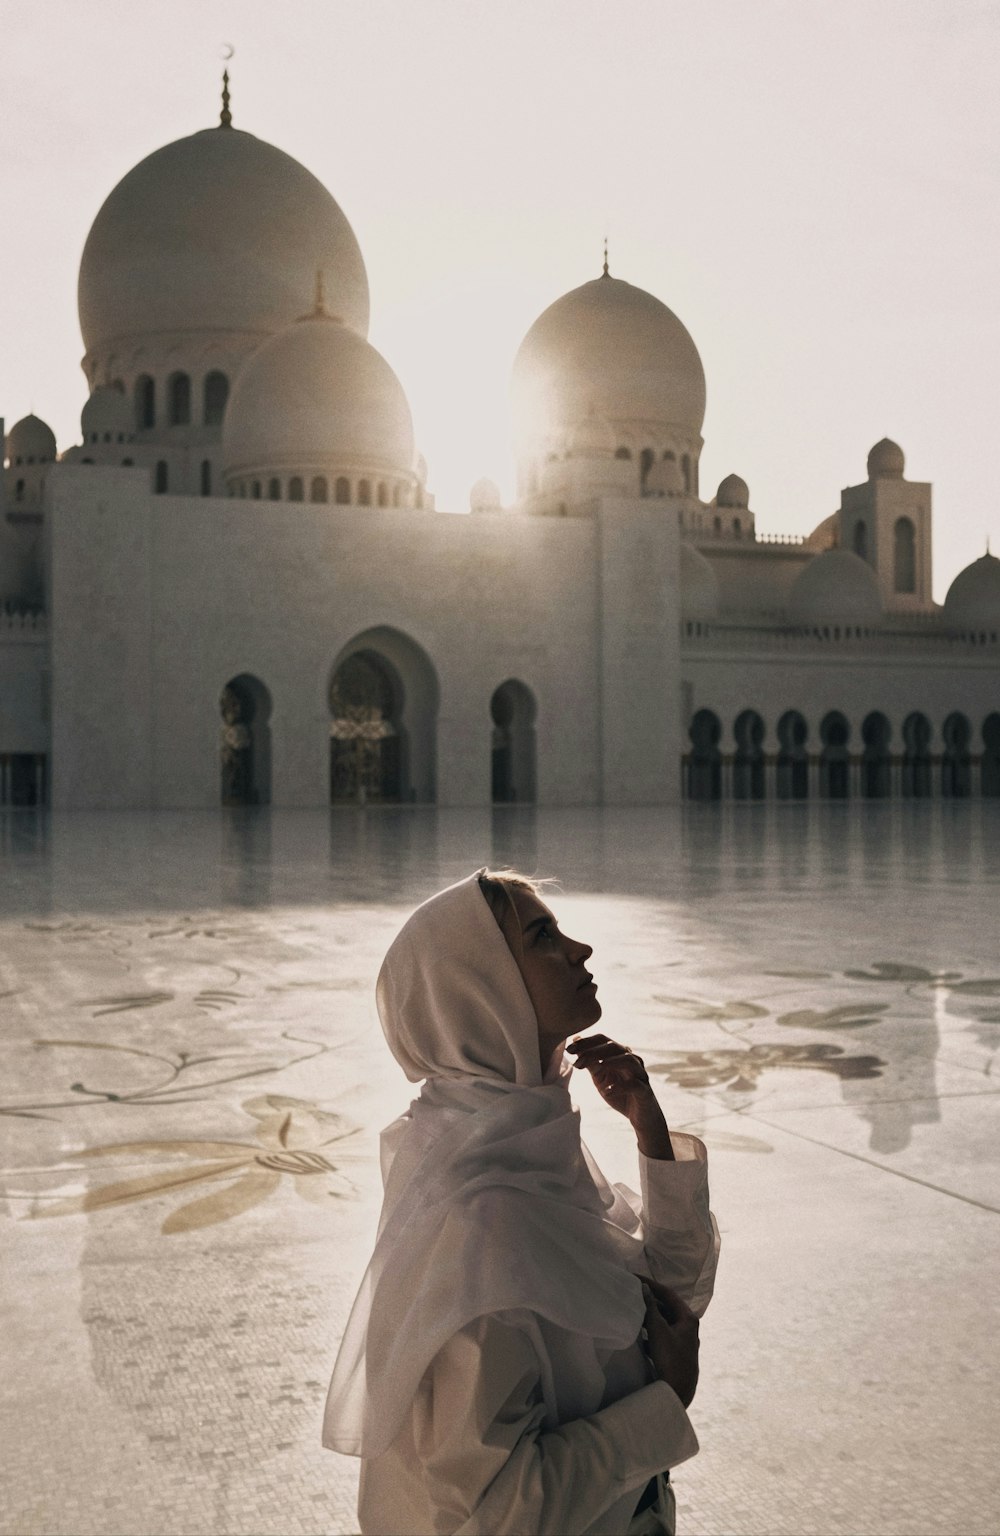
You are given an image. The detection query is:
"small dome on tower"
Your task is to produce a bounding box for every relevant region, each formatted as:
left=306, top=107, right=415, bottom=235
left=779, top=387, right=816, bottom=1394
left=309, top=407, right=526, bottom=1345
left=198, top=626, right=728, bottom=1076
left=788, top=548, right=882, bottom=624
left=716, top=473, right=749, bottom=508
left=943, top=553, right=1000, bottom=627
left=5, top=413, right=56, bottom=463
left=469, top=478, right=502, bottom=513
left=681, top=542, right=720, bottom=620
left=645, top=456, right=685, bottom=497
left=867, top=438, right=905, bottom=480
left=81, top=386, right=133, bottom=442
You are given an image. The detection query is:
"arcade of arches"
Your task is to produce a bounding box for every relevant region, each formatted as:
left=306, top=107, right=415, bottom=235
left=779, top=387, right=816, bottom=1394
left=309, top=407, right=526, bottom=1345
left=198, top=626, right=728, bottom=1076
left=213, top=650, right=544, bottom=807
left=685, top=709, right=1000, bottom=800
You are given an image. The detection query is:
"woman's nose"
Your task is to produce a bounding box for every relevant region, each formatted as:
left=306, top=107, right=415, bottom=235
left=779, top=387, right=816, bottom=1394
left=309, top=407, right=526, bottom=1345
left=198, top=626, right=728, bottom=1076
left=566, top=935, right=593, bottom=963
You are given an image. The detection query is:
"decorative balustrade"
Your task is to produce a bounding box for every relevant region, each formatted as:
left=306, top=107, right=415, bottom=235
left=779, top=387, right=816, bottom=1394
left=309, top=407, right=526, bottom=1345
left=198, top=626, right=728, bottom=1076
left=681, top=618, right=999, bottom=652
left=0, top=609, right=47, bottom=636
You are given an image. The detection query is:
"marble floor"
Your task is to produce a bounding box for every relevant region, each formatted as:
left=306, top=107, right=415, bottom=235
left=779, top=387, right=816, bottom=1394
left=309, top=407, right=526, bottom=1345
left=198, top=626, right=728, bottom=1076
left=1, top=803, right=999, bottom=1536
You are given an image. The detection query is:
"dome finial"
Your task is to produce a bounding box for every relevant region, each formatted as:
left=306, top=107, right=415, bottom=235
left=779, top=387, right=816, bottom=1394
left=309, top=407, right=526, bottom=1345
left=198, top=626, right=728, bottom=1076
left=298, top=269, right=339, bottom=323
left=220, top=66, right=233, bottom=129
left=602, top=236, right=610, bottom=279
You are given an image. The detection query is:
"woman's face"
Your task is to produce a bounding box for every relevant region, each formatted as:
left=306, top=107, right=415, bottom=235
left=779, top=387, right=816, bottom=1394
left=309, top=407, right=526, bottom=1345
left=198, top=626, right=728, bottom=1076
left=500, top=888, right=601, bottom=1071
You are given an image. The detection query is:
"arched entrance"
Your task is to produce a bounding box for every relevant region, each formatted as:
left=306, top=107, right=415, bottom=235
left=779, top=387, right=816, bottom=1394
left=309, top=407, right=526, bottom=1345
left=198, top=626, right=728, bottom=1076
left=776, top=711, right=809, bottom=799
left=219, top=675, right=272, bottom=805
left=901, top=712, right=932, bottom=798
left=490, top=680, right=537, bottom=803
left=982, top=713, right=1000, bottom=797
left=861, top=712, right=892, bottom=798
left=733, top=710, right=765, bottom=800
left=687, top=710, right=722, bottom=800
left=819, top=712, right=851, bottom=799
left=328, top=627, right=438, bottom=804
left=941, top=712, right=971, bottom=798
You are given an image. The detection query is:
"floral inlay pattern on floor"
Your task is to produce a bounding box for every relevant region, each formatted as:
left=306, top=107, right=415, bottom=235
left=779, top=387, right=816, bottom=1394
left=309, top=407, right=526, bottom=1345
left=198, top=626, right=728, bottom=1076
left=26, top=1096, right=362, bottom=1232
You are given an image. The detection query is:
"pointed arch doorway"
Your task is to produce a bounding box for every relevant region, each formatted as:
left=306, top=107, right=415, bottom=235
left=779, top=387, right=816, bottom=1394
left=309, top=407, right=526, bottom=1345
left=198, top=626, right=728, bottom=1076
left=490, top=680, right=537, bottom=803
left=328, top=627, right=438, bottom=804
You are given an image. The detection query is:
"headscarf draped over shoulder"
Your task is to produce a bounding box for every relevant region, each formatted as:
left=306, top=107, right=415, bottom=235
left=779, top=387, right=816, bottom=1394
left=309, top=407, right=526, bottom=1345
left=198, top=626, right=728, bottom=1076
left=323, top=872, right=647, bottom=1459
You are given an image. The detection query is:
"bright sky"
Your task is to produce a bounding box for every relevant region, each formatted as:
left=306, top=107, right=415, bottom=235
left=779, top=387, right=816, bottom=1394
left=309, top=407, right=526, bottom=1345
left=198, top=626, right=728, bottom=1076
left=2, top=0, right=998, bottom=598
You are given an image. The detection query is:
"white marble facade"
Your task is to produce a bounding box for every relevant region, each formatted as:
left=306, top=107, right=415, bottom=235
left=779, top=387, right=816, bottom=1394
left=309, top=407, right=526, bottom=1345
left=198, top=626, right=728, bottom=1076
left=2, top=84, right=999, bottom=810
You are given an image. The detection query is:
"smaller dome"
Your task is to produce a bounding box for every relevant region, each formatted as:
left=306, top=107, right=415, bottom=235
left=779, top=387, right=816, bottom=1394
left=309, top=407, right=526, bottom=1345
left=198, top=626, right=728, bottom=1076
left=788, top=548, right=882, bottom=625
left=81, top=386, right=132, bottom=441
left=943, top=553, right=1000, bottom=627
left=6, top=413, right=56, bottom=462
left=804, top=511, right=838, bottom=551
left=646, top=456, right=685, bottom=497
left=867, top=438, right=905, bottom=480
left=222, top=312, right=414, bottom=479
left=680, top=542, right=719, bottom=620
left=716, top=473, right=749, bottom=508
left=470, top=478, right=502, bottom=513
left=567, top=407, right=615, bottom=457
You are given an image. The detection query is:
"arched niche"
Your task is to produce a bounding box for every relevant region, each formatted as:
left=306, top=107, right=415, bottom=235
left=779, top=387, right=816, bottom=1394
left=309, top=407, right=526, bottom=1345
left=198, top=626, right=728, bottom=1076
left=819, top=711, right=851, bottom=799
left=894, top=517, right=916, bottom=594
left=687, top=709, right=722, bottom=800
left=776, top=710, right=809, bottom=800
left=490, top=680, right=537, bottom=803
left=733, top=709, right=765, bottom=800
left=327, top=626, right=439, bottom=804
left=981, top=713, right=1000, bottom=797
left=203, top=371, right=229, bottom=427
left=941, top=712, right=971, bottom=798
left=861, top=711, right=892, bottom=798
left=901, top=712, right=932, bottom=798
left=219, top=674, right=272, bottom=806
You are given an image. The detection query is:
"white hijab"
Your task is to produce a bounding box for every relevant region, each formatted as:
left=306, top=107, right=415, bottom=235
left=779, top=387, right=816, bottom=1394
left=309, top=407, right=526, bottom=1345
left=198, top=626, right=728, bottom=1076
left=322, top=870, right=648, bottom=1459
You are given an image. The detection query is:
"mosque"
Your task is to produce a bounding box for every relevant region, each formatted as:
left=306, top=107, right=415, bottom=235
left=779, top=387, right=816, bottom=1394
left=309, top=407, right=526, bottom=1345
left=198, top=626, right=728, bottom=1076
left=2, top=80, right=999, bottom=811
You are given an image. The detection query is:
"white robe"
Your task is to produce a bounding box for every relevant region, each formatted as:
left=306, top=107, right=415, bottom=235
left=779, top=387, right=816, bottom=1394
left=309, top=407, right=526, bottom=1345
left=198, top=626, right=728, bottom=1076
left=357, top=1138, right=719, bottom=1536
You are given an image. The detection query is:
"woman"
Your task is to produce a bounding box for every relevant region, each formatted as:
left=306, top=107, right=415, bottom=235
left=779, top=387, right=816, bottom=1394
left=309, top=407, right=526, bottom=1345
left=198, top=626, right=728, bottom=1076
left=324, top=869, right=720, bottom=1535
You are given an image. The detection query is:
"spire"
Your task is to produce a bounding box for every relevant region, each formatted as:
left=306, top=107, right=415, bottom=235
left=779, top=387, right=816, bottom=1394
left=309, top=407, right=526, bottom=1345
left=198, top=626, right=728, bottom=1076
left=297, top=269, right=339, bottom=323
left=220, top=68, right=233, bottom=129
left=602, top=236, right=610, bottom=279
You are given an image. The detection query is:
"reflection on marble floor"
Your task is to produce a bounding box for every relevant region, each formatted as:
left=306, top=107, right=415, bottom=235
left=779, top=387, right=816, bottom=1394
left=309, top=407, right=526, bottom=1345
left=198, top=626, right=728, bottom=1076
left=2, top=803, right=999, bottom=1536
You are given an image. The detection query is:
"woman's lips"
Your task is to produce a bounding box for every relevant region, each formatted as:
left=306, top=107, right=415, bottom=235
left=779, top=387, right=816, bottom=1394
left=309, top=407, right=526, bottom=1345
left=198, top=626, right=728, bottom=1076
left=578, top=973, right=597, bottom=991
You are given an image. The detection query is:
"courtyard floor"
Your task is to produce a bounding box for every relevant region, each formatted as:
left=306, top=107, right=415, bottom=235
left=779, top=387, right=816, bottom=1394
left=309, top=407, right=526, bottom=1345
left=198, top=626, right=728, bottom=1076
left=1, top=803, right=998, bottom=1536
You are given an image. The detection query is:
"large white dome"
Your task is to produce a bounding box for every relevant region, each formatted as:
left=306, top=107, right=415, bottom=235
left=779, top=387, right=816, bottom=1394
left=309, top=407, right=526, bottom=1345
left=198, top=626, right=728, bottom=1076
left=788, top=548, right=883, bottom=624
left=78, top=125, right=369, bottom=353
left=511, top=272, right=706, bottom=451
left=943, top=553, right=1000, bottom=627
left=222, top=311, right=415, bottom=480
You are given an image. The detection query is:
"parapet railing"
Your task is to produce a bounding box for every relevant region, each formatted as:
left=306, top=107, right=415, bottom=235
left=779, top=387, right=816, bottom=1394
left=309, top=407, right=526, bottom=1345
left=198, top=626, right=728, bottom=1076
left=681, top=618, right=999, bottom=651
left=0, top=609, right=47, bottom=636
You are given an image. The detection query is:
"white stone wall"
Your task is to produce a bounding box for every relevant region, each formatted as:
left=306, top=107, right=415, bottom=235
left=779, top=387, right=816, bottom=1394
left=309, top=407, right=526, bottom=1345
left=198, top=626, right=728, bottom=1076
left=0, top=614, right=48, bottom=753
left=48, top=468, right=613, bottom=810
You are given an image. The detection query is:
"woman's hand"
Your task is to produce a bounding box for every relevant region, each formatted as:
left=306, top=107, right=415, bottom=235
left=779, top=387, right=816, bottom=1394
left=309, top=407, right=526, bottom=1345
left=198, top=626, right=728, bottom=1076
left=639, top=1275, right=700, bottom=1408
left=566, top=1034, right=674, bottom=1158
